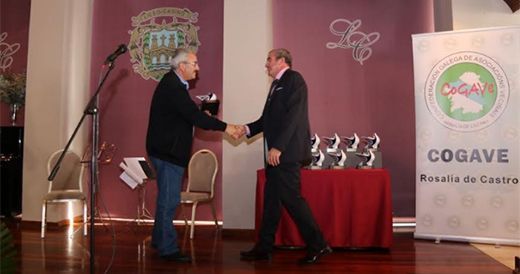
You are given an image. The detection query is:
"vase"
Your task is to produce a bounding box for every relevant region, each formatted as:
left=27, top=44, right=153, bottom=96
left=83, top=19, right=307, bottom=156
left=9, top=103, right=20, bottom=125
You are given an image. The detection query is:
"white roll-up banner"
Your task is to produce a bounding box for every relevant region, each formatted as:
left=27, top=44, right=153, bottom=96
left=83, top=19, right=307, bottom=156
left=412, top=26, right=520, bottom=245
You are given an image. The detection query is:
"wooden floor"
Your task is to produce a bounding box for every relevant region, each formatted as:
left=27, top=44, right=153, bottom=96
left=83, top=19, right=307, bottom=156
left=3, top=219, right=514, bottom=274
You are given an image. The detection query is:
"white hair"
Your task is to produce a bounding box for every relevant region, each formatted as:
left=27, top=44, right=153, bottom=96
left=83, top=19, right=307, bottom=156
left=170, top=48, right=192, bottom=69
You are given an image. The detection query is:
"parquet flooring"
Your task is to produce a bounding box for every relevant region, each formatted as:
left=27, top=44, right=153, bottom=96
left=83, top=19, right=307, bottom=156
left=2, top=219, right=514, bottom=274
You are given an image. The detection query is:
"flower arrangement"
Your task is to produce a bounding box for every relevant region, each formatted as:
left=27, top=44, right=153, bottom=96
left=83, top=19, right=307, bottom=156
left=0, top=72, right=26, bottom=106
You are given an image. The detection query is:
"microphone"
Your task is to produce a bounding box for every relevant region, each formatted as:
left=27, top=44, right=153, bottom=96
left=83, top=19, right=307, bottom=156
left=104, top=44, right=127, bottom=65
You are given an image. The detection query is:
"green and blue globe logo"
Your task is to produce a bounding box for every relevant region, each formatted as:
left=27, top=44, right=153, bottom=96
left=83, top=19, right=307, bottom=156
left=425, top=52, right=509, bottom=132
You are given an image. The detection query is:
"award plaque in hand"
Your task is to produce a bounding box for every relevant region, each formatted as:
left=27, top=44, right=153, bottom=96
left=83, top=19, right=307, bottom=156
left=201, top=100, right=220, bottom=115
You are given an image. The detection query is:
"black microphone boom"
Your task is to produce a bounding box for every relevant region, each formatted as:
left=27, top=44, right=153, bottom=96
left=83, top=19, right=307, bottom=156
left=104, top=44, right=127, bottom=64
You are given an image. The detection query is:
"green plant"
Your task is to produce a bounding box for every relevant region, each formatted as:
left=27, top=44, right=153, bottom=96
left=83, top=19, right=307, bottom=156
left=0, top=221, right=16, bottom=273
left=0, top=72, right=26, bottom=106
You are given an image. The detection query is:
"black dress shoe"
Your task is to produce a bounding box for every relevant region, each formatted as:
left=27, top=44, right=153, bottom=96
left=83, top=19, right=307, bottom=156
left=240, top=247, right=271, bottom=261
left=160, top=251, right=191, bottom=262
left=298, top=245, right=332, bottom=264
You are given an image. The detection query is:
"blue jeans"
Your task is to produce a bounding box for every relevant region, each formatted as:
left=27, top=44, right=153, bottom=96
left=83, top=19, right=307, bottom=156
left=150, top=157, right=185, bottom=256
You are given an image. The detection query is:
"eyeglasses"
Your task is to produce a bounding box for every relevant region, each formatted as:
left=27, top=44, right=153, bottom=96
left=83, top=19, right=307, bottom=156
left=183, top=61, right=199, bottom=67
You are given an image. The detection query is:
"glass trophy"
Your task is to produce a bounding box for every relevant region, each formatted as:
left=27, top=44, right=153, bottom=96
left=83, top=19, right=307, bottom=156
left=363, top=133, right=380, bottom=151
left=358, top=133, right=382, bottom=168
left=324, top=133, right=341, bottom=152
left=342, top=133, right=360, bottom=168
left=342, top=133, right=360, bottom=152
left=328, top=149, right=347, bottom=169
left=355, top=149, right=376, bottom=169
left=309, top=133, right=324, bottom=169
left=324, top=133, right=342, bottom=168
left=310, top=149, right=325, bottom=169
left=196, top=92, right=220, bottom=115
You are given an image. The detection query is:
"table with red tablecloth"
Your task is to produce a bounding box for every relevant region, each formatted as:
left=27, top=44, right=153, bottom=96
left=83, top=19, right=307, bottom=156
left=255, top=168, right=393, bottom=248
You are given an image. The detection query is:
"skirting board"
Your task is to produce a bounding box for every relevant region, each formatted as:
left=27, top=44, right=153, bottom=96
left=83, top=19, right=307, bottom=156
left=414, top=232, right=520, bottom=246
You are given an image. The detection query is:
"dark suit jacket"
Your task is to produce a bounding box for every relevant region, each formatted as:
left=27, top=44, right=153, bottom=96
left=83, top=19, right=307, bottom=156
left=146, top=70, right=226, bottom=167
left=248, top=69, right=312, bottom=165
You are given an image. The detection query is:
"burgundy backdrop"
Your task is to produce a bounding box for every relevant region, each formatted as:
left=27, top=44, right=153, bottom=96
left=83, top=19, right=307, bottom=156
left=0, top=0, right=30, bottom=126
left=272, top=0, right=435, bottom=216
left=7, top=0, right=438, bottom=221
left=91, top=0, right=224, bottom=220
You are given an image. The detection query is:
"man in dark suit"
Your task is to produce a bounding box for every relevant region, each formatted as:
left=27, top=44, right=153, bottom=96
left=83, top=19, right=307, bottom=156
left=146, top=48, right=239, bottom=262
left=240, top=48, right=331, bottom=264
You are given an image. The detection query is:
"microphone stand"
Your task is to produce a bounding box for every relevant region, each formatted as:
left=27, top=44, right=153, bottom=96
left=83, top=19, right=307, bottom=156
left=48, top=60, right=117, bottom=274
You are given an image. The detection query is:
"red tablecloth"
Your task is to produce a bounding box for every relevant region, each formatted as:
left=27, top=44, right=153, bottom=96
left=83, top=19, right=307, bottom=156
left=255, top=168, right=393, bottom=248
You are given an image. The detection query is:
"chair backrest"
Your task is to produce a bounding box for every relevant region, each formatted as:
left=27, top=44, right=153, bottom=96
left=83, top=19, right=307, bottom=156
left=186, top=149, right=218, bottom=197
left=46, top=149, right=85, bottom=193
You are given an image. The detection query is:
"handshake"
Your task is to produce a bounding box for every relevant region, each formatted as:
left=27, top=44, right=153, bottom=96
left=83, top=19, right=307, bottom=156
left=202, top=111, right=247, bottom=140
left=225, top=124, right=247, bottom=140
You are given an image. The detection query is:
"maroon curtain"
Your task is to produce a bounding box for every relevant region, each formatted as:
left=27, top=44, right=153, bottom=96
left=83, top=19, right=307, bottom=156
left=0, top=0, right=30, bottom=126
left=91, top=0, right=224, bottom=219
left=272, top=0, right=435, bottom=216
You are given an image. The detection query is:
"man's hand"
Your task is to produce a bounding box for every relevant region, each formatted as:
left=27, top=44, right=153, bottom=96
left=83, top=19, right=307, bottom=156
left=225, top=124, right=246, bottom=140
left=267, top=148, right=282, bottom=166
left=234, top=125, right=246, bottom=139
